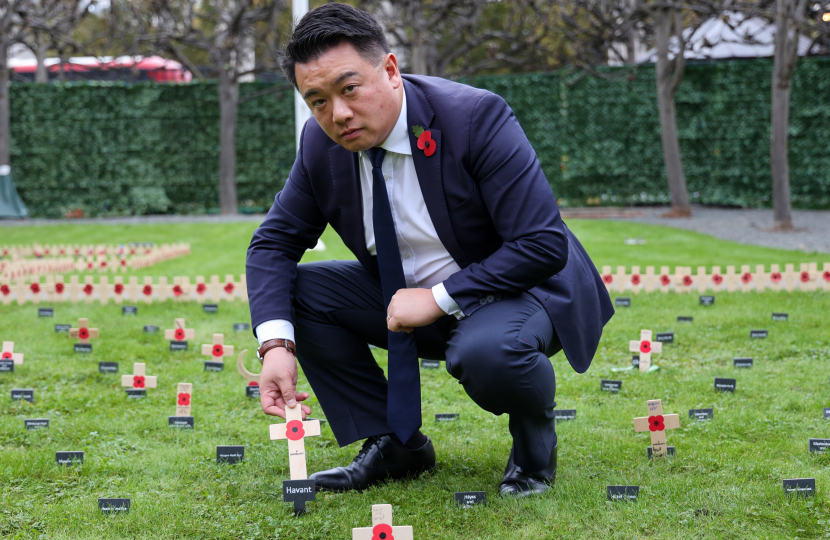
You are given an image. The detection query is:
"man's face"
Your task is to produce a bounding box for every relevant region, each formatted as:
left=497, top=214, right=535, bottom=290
left=295, top=42, right=402, bottom=152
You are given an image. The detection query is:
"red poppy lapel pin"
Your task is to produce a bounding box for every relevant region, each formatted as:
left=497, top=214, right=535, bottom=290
left=411, top=125, right=436, bottom=157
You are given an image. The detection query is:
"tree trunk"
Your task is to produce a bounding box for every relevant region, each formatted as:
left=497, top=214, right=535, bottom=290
left=217, top=69, right=239, bottom=215
left=770, top=0, right=796, bottom=230
left=35, top=32, right=48, bottom=83
left=0, top=41, right=10, bottom=167
left=654, top=7, right=691, bottom=217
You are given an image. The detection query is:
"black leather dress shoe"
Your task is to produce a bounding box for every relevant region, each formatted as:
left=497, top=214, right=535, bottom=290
left=309, top=434, right=436, bottom=492
left=498, top=443, right=558, bottom=498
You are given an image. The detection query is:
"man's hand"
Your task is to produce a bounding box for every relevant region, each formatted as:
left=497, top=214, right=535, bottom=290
left=386, top=288, right=445, bottom=333
left=260, top=347, right=312, bottom=419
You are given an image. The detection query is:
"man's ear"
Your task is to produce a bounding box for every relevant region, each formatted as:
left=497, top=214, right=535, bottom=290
left=383, top=53, right=401, bottom=88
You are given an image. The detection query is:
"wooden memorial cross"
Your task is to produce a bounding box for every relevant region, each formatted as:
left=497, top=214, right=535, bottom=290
left=236, top=350, right=262, bottom=397
left=612, top=266, right=628, bottom=293
left=600, top=266, right=613, bottom=292
left=629, top=329, right=662, bottom=372
left=739, top=265, right=754, bottom=293
left=723, top=265, right=740, bottom=292
left=695, top=266, right=709, bottom=294
left=207, top=275, right=225, bottom=301
left=822, top=263, right=830, bottom=292
left=141, top=277, right=155, bottom=304
left=781, top=263, right=798, bottom=292
left=270, top=404, right=321, bottom=514
left=2, top=341, right=24, bottom=364
left=642, top=266, right=659, bottom=292
left=122, top=363, right=157, bottom=391
left=657, top=266, right=671, bottom=293
left=352, top=505, right=414, bottom=540
left=69, top=318, right=99, bottom=344
left=269, top=404, right=321, bottom=480
left=629, top=265, right=642, bottom=294
left=194, top=276, right=208, bottom=298
left=165, top=319, right=195, bottom=342
left=169, top=382, right=194, bottom=427
left=710, top=265, right=724, bottom=291
left=202, top=334, right=235, bottom=363
left=633, top=399, right=679, bottom=457
left=799, top=263, right=818, bottom=292
left=175, top=383, right=192, bottom=416
left=755, top=264, right=769, bottom=293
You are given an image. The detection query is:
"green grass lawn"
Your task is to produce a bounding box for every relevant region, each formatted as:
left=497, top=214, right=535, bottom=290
left=1, top=219, right=830, bottom=539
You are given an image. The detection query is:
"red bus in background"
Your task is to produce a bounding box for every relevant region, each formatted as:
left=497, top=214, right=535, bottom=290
left=9, top=55, right=193, bottom=83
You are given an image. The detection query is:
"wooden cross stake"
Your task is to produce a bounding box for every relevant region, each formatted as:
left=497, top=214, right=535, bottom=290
left=2, top=341, right=24, bottom=364
left=122, top=363, right=157, bottom=390
left=164, top=318, right=195, bottom=341
left=352, top=504, right=414, bottom=540
left=69, top=318, right=99, bottom=344
left=633, top=399, right=679, bottom=457
left=175, top=383, right=192, bottom=416
left=201, top=334, right=235, bottom=363
left=629, top=329, right=662, bottom=372
left=269, top=404, right=321, bottom=480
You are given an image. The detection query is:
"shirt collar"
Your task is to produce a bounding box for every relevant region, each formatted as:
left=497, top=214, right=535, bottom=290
left=377, top=88, right=412, bottom=156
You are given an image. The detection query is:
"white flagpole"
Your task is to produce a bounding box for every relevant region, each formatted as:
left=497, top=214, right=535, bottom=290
left=293, top=0, right=311, bottom=152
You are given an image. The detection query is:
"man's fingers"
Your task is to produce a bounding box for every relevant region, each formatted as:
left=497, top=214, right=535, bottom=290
left=279, top=380, right=297, bottom=408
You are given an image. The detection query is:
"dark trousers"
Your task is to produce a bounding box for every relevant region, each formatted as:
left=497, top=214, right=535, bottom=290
left=293, top=260, right=561, bottom=471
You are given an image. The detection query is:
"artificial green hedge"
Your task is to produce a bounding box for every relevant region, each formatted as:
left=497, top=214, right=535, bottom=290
left=9, top=56, right=830, bottom=217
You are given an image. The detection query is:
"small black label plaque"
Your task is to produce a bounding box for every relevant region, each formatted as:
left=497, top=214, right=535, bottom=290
left=733, top=357, right=753, bottom=368
left=783, top=478, right=815, bottom=497
left=677, top=316, right=693, bottom=322
left=607, top=486, right=639, bottom=501
left=74, top=343, right=92, bottom=353
left=0, top=360, right=13, bottom=372
left=217, top=445, right=244, bottom=464
left=614, top=297, right=631, bottom=307
left=600, top=379, right=622, bottom=392
left=655, top=332, right=674, bottom=343
left=553, top=409, right=576, bottom=421
left=809, top=439, right=830, bottom=453
left=631, top=355, right=640, bottom=367
left=203, top=303, right=219, bottom=313
left=204, top=361, right=224, bottom=372
left=689, top=408, right=713, bottom=421
left=714, top=378, right=736, bottom=393
left=169, top=416, right=195, bottom=429
left=435, top=413, right=459, bottom=422
left=772, top=313, right=788, bottom=321
left=25, top=418, right=49, bottom=430
left=98, top=362, right=118, bottom=374
left=283, top=479, right=316, bottom=502
left=98, top=498, right=131, bottom=515
left=143, top=325, right=159, bottom=333
left=455, top=491, right=487, bottom=508
left=54, top=324, right=71, bottom=333
left=233, top=323, right=250, bottom=332
left=11, top=388, right=34, bottom=402
left=56, top=451, right=84, bottom=465
left=246, top=384, right=260, bottom=398
left=647, top=446, right=675, bottom=458
left=750, top=330, right=768, bottom=339
left=125, top=389, right=146, bottom=399
left=421, top=359, right=440, bottom=369
left=122, top=306, right=138, bottom=316
left=824, top=408, right=830, bottom=420
left=38, top=307, right=54, bottom=317
left=699, top=296, right=715, bottom=306
left=169, top=341, right=188, bottom=351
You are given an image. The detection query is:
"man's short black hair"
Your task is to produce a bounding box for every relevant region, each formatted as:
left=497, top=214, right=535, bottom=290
left=281, top=3, right=391, bottom=88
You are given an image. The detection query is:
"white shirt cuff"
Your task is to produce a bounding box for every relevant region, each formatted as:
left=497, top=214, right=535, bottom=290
left=432, top=282, right=465, bottom=320
left=255, top=319, right=295, bottom=345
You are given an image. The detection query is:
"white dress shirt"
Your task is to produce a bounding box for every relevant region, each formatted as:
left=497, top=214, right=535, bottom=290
left=256, top=89, right=464, bottom=345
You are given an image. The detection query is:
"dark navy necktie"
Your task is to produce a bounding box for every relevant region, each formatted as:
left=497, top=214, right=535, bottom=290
left=365, top=147, right=421, bottom=444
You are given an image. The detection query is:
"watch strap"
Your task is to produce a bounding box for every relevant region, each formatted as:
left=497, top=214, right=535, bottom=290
left=257, top=338, right=296, bottom=362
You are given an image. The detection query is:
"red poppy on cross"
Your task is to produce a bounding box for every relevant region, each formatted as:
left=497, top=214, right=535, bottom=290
left=202, top=334, right=235, bottom=362
left=122, top=363, right=157, bottom=390
left=165, top=319, right=195, bottom=342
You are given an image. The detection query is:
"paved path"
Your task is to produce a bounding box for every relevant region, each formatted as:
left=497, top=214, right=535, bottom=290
left=601, top=206, right=830, bottom=254
left=3, top=205, right=829, bottom=254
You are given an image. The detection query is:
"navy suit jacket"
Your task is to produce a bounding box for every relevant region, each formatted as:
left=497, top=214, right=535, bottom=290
left=247, top=74, right=614, bottom=374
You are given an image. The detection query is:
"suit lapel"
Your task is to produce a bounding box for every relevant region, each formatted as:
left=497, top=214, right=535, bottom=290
left=404, top=80, right=469, bottom=268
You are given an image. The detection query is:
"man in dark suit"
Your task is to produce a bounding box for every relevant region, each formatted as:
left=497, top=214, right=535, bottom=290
left=246, top=3, right=613, bottom=498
